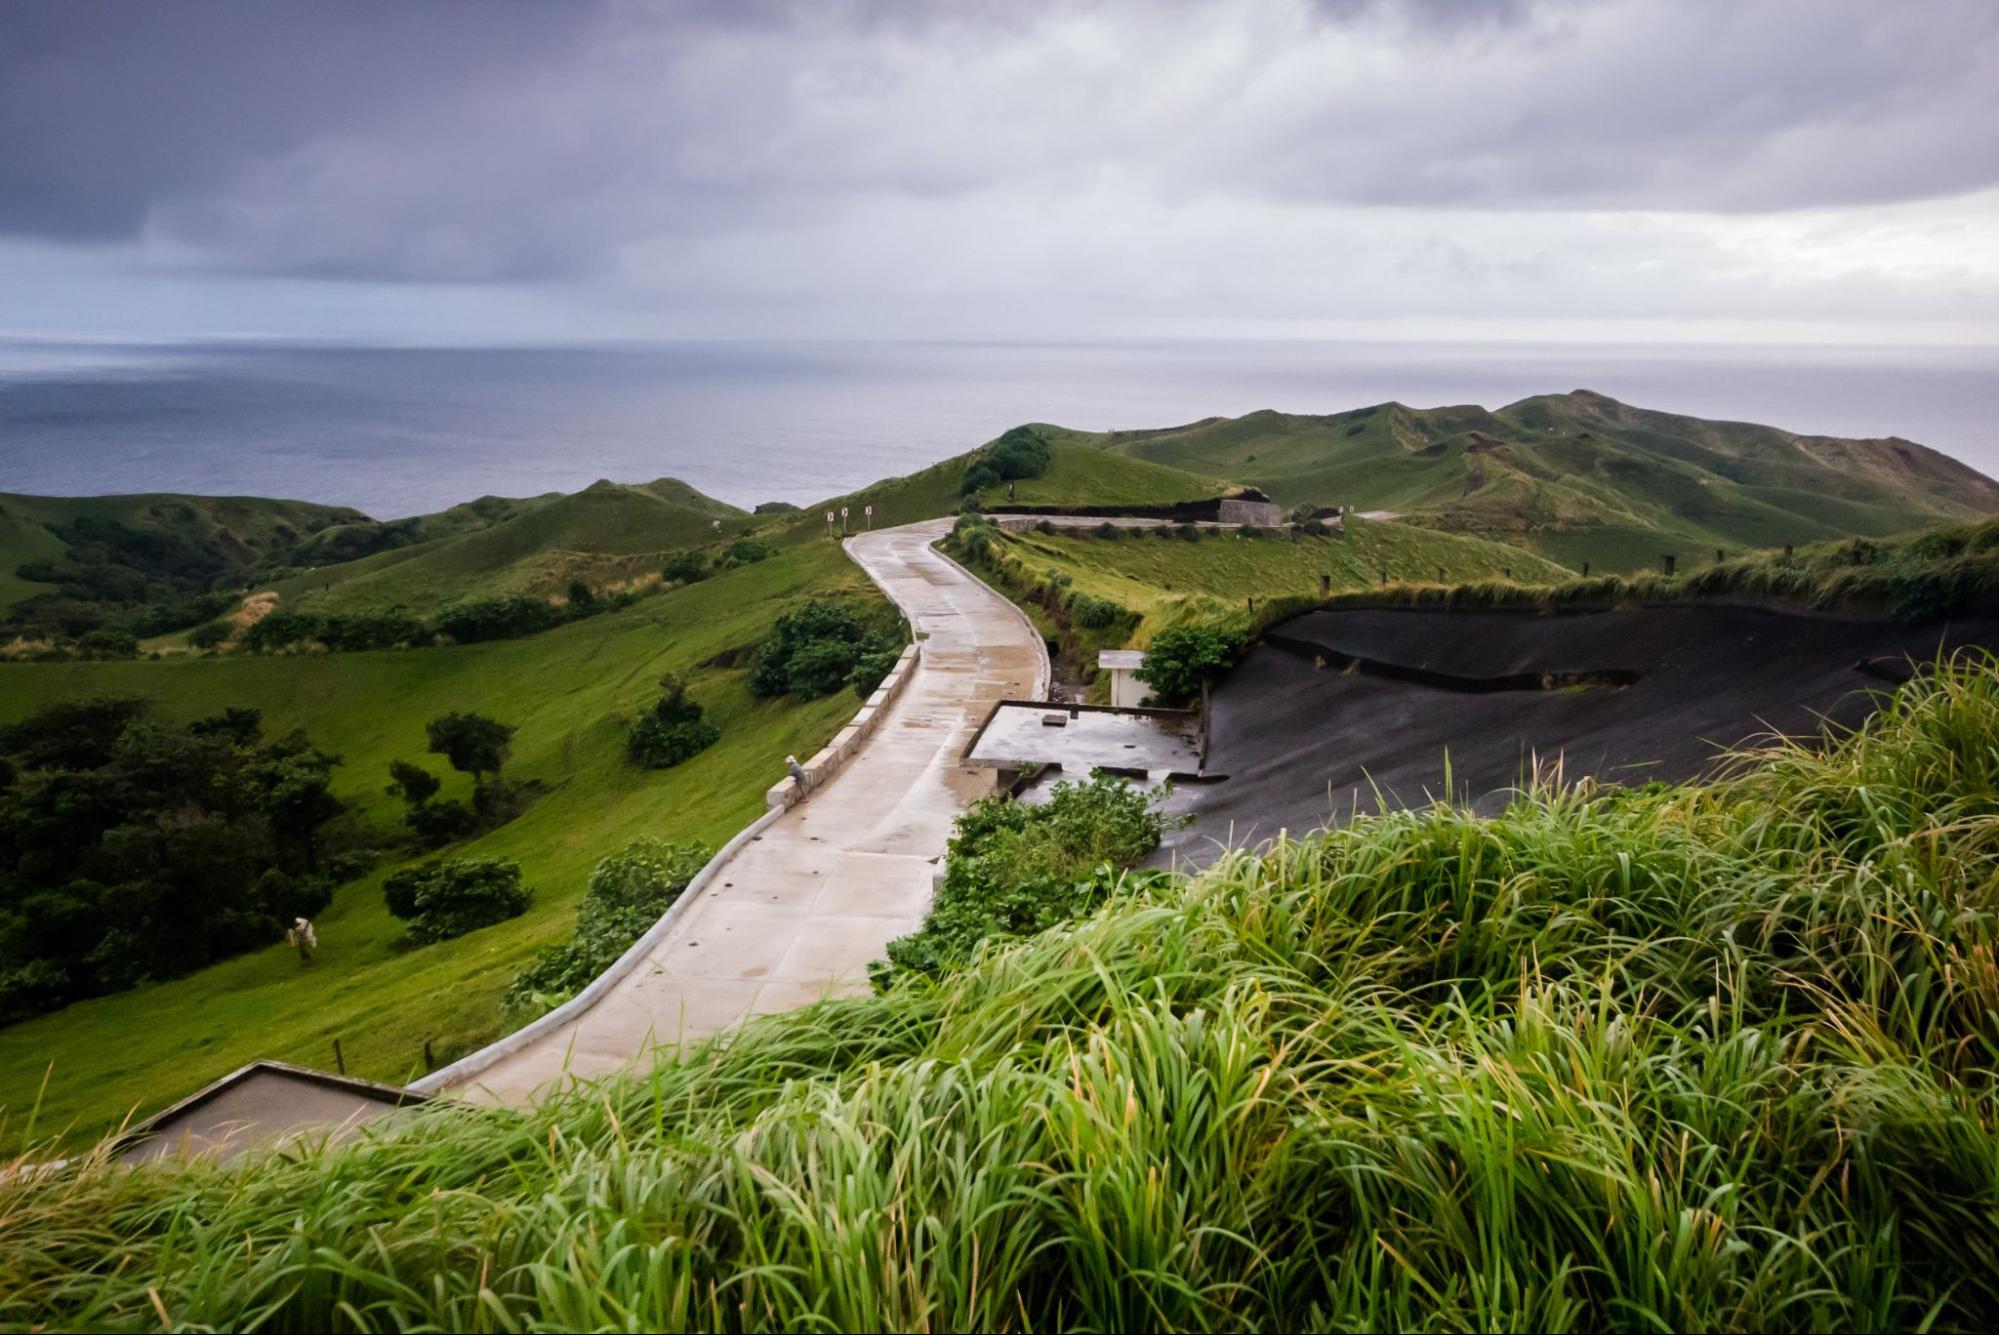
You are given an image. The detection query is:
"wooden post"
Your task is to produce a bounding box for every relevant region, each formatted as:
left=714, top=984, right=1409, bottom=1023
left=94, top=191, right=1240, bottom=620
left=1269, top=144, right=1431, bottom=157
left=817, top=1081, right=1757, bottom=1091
left=1715, top=547, right=1725, bottom=564
left=1502, top=568, right=1511, bottom=580
left=1319, top=573, right=1331, bottom=597
left=1784, top=544, right=1793, bottom=559
left=332, top=1038, right=345, bottom=1075
left=1662, top=553, right=1677, bottom=577
left=423, top=1039, right=436, bottom=1073
left=1379, top=568, right=1388, bottom=586
left=1581, top=560, right=1590, bottom=577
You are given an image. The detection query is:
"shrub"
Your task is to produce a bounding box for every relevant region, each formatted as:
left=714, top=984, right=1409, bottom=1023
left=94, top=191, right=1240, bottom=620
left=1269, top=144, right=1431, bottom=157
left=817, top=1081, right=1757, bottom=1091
left=748, top=599, right=881, bottom=699
left=245, top=610, right=324, bottom=651
left=661, top=550, right=709, bottom=585
left=505, top=838, right=708, bottom=1012
left=1093, top=521, right=1122, bottom=540
left=959, top=462, right=999, bottom=497
left=433, top=595, right=559, bottom=644
left=76, top=628, right=138, bottom=658
left=186, top=619, right=234, bottom=649
left=720, top=537, right=773, bottom=568
left=877, top=774, right=1167, bottom=987
left=1065, top=591, right=1128, bottom=630
left=626, top=676, right=721, bottom=768
left=1136, top=623, right=1246, bottom=706
left=406, top=798, right=478, bottom=848
left=383, top=857, right=532, bottom=945
left=986, top=425, right=1052, bottom=480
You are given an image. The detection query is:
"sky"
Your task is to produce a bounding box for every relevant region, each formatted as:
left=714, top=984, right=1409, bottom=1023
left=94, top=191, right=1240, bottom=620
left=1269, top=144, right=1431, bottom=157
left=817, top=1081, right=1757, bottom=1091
left=3, top=0, right=1997, bottom=347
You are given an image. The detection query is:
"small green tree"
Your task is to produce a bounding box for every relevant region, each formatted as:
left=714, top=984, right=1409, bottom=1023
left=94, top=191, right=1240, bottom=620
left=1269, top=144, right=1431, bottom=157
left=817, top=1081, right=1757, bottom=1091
left=1135, top=624, right=1246, bottom=707
left=425, top=712, right=515, bottom=784
left=626, top=676, right=721, bottom=768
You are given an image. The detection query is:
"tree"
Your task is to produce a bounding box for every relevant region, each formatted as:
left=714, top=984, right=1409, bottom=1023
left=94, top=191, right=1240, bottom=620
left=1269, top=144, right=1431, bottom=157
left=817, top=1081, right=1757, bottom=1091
left=1134, top=624, right=1246, bottom=707
left=259, top=752, right=344, bottom=874
left=626, top=676, right=721, bottom=768
left=661, top=550, right=708, bottom=585
left=386, top=759, right=442, bottom=806
left=425, top=712, right=516, bottom=783
left=190, top=706, right=263, bottom=746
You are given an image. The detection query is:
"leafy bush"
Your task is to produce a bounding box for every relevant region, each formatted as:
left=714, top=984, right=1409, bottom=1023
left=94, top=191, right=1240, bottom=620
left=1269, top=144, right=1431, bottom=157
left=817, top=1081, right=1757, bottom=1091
left=876, top=774, right=1166, bottom=986
left=626, top=676, right=721, bottom=768
left=505, top=838, right=708, bottom=1012
left=382, top=857, right=532, bottom=945
left=748, top=599, right=898, bottom=701
left=958, top=426, right=1052, bottom=498
left=186, top=619, right=234, bottom=649
left=1092, top=521, right=1122, bottom=540
left=720, top=537, right=773, bottom=568
left=405, top=797, right=478, bottom=848
left=1064, top=591, right=1128, bottom=630
left=245, top=610, right=325, bottom=651
left=661, top=550, right=709, bottom=585
left=1135, top=623, right=1247, bottom=706
left=433, top=595, right=560, bottom=644
left=317, top=606, right=427, bottom=652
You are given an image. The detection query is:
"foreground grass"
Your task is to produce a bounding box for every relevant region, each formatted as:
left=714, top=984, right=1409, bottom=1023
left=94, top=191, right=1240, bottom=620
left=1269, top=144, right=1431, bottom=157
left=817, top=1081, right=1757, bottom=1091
left=0, top=543, right=879, bottom=1150
left=9, top=657, right=1999, bottom=1330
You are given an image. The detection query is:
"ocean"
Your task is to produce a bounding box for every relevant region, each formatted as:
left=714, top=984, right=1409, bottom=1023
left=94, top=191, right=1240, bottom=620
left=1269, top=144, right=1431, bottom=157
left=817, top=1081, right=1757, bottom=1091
left=2, top=338, right=1996, bottom=519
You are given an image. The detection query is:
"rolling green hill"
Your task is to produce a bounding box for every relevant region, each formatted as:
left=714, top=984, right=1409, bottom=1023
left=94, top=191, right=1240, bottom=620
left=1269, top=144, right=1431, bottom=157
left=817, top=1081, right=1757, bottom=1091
left=272, top=478, right=750, bottom=614
left=0, top=542, right=881, bottom=1149
left=0, top=490, right=369, bottom=630
left=1086, top=390, right=1999, bottom=572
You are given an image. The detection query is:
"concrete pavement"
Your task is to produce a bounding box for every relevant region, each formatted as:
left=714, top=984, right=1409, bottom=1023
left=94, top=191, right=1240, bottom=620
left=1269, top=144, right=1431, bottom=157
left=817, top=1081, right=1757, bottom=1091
left=441, top=518, right=1048, bottom=1104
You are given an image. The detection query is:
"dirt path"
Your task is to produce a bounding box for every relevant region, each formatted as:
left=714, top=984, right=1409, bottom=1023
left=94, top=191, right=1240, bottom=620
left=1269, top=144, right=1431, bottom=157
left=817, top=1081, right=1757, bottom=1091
left=426, top=518, right=1048, bottom=1104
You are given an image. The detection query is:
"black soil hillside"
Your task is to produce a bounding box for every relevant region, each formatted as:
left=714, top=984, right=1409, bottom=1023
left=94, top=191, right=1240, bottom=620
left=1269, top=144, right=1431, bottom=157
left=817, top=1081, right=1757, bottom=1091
left=1161, top=604, right=1999, bottom=864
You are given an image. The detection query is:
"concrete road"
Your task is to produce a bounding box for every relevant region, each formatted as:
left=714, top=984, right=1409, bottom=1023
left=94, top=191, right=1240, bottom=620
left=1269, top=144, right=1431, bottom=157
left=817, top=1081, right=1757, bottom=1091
left=443, top=519, right=1048, bottom=1104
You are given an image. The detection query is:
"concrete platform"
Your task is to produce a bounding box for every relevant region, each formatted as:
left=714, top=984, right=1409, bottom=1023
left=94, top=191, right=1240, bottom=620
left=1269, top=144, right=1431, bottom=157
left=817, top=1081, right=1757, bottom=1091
left=443, top=519, right=1049, bottom=1104
left=966, top=700, right=1202, bottom=776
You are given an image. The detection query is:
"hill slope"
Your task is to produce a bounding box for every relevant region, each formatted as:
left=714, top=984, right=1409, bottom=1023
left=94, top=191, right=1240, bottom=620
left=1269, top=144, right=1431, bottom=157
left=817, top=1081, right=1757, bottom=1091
left=273, top=478, right=749, bottom=614
left=1091, top=390, right=1999, bottom=572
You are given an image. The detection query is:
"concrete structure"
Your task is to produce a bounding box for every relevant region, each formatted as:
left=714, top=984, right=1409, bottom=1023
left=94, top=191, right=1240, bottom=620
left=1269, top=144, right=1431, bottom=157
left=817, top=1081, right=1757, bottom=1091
left=965, top=699, right=1202, bottom=777
left=418, top=518, right=1049, bottom=1105
left=1216, top=497, right=1283, bottom=527
left=119, top=1061, right=427, bottom=1164
left=1098, top=649, right=1148, bottom=708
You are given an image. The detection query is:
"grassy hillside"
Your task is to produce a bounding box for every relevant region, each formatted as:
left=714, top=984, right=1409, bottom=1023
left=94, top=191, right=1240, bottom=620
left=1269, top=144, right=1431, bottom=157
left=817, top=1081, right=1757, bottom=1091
left=755, top=434, right=1232, bottom=548
left=1089, top=390, right=1999, bottom=573
left=271, top=478, right=749, bottom=615
left=11, top=659, right=1999, bottom=1330
left=950, top=514, right=1570, bottom=695
left=0, top=490, right=367, bottom=625
left=0, top=541, right=881, bottom=1150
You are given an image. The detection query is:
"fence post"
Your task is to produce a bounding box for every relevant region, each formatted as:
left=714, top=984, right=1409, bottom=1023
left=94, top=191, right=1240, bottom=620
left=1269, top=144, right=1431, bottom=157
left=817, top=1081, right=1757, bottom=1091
left=332, top=1038, right=345, bottom=1075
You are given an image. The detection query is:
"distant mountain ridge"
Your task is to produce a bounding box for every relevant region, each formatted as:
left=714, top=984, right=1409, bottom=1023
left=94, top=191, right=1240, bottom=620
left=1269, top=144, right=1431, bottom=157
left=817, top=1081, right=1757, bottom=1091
left=1084, top=390, right=1999, bottom=571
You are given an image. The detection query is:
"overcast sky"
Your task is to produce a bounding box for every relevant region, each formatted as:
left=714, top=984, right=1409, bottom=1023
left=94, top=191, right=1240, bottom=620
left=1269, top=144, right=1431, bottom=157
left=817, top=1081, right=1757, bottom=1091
left=3, top=0, right=1997, bottom=346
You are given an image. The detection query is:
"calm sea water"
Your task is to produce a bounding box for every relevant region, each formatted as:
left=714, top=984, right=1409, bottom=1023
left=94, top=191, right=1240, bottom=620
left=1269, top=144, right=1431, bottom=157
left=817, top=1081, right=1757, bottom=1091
left=2, top=339, right=1996, bottom=518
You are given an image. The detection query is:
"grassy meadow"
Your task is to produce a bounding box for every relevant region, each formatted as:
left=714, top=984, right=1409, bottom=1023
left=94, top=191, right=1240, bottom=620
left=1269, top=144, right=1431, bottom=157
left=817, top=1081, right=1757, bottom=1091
left=8, top=655, right=1999, bottom=1330
left=0, top=538, right=880, bottom=1150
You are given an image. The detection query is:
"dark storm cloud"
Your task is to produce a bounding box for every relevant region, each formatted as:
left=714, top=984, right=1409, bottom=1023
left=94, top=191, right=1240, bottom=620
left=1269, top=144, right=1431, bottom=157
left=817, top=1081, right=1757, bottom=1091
left=1, top=0, right=1995, bottom=328
left=0, top=1, right=591, bottom=238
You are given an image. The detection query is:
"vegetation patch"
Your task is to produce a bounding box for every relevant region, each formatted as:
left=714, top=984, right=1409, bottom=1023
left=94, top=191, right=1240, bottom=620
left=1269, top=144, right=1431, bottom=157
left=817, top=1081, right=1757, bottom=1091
left=13, top=660, right=1999, bottom=1328
left=748, top=598, right=906, bottom=701
left=382, top=857, right=532, bottom=945
left=0, top=701, right=353, bottom=1023
left=625, top=675, right=721, bottom=769
left=505, top=838, right=708, bottom=1014
left=875, top=773, right=1168, bottom=987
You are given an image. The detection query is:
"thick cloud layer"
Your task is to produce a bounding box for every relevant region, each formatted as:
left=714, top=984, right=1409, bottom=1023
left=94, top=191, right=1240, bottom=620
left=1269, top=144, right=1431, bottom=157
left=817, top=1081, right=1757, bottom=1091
left=2, top=0, right=1995, bottom=341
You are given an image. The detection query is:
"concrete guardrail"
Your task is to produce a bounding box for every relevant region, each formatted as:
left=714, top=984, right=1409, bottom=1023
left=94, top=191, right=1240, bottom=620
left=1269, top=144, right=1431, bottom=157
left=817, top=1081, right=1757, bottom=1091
left=764, top=641, right=922, bottom=809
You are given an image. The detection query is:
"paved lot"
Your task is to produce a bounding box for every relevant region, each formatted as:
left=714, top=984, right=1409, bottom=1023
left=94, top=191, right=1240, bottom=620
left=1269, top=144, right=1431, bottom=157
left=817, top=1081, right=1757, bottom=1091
left=445, top=519, right=1048, bottom=1104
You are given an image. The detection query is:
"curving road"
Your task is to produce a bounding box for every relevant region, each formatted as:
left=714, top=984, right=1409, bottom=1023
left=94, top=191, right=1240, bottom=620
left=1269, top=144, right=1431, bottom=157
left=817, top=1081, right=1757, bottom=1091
left=439, top=519, right=1048, bottom=1104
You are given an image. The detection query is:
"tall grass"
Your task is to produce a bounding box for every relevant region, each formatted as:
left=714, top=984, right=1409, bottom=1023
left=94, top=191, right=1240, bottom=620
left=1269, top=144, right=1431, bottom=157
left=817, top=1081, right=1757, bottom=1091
left=9, top=659, right=1999, bottom=1331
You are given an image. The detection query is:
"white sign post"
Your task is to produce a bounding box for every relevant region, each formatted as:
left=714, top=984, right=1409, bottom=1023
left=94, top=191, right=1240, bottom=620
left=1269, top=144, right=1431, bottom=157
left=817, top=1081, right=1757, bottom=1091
left=840, top=505, right=850, bottom=534
left=825, top=509, right=835, bottom=539
left=863, top=503, right=873, bottom=531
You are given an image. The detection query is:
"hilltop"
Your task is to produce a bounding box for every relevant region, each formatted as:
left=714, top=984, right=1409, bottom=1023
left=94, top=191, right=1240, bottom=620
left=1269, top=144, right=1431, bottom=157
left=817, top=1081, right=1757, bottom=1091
left=1087, top=389, right=1999, bottom=572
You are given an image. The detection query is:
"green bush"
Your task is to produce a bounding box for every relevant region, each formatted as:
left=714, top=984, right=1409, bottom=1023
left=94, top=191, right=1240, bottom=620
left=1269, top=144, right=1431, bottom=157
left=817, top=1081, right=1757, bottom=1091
left=433, top=595, right=559, bottom=644
left=876, top=773, right=1167, bottom=987
left=626, top=676, right=720, bottom=768
left=748, top=599, right=898, bottom=701
left=719, top=537, right=773, bottom=568
left=1134, top=623, right=1246, bottom=705
left=661, top=550, right=709, bottom=585
left=505, top=838, right=709, bottom=1012
left=1064, top=591, right=1128, bottom=630
left=382, top=857, right=532, bottom=945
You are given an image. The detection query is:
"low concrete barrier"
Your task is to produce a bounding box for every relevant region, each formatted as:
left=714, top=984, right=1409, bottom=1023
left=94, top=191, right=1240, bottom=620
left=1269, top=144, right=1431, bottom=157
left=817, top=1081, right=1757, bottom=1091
left=765, top=641, right=922, bottom=809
